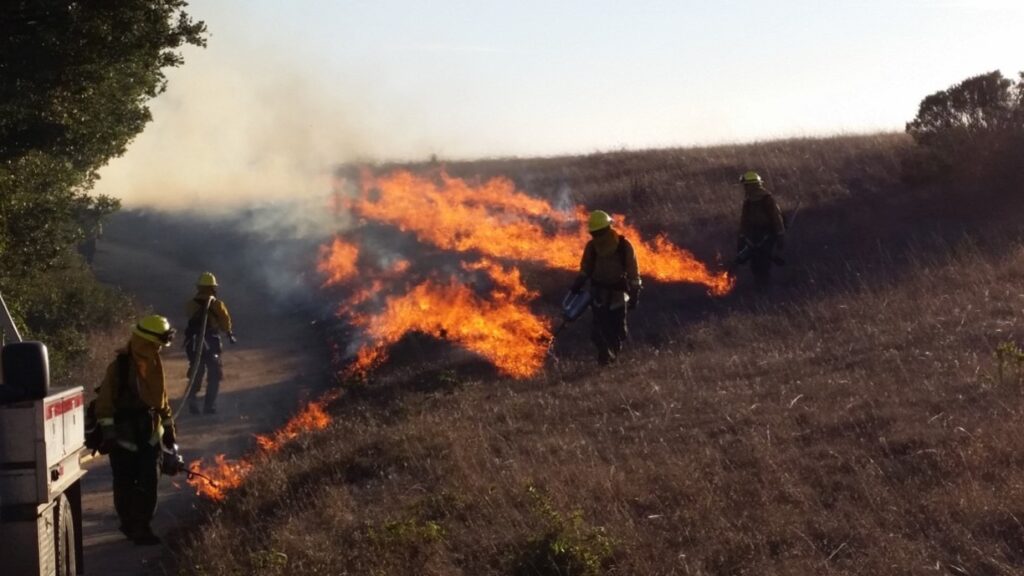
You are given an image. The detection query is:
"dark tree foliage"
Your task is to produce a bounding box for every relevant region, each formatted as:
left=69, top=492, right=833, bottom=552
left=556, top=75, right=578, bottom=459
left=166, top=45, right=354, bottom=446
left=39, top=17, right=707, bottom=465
left=0, top=0, right=206, bottom=280
left=905, top=70, right=1024, bottom=179
left=0, top=2, right=205, bottom=373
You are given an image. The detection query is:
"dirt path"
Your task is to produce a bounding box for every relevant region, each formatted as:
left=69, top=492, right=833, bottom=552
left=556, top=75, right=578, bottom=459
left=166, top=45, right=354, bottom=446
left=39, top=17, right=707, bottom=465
left=82, top=237, right=327, bottom=575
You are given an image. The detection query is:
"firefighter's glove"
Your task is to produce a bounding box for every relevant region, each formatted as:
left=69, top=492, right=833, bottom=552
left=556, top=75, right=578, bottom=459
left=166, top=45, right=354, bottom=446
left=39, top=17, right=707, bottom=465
left=736, top=237, right=748, bottom=253
left=626, top=285, right=640, bottom=310
left=162, top=426, right=176, bottom=450
left=100, top=425, right=117, bottom=454
left=569, top=276, right=587, bottom=295
left=774, top=235, right=786, bottom=252
left=228, top=332, right=238, bottom=345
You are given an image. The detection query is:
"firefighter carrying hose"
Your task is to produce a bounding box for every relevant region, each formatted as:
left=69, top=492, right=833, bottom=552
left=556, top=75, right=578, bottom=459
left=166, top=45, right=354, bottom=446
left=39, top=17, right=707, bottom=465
left=185, top=272, right=236, bottom=415
left=736, top=171, right=786, bottom=287
left=569, top=210, right=642, bottom=365
left=95, top=315, right=176, bottom=545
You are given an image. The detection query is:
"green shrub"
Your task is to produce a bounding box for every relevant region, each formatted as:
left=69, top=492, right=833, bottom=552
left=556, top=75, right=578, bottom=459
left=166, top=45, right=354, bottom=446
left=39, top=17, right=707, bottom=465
left=4, top=251, right=131, bottom=383
left=514, top=486, right=616, bottom=576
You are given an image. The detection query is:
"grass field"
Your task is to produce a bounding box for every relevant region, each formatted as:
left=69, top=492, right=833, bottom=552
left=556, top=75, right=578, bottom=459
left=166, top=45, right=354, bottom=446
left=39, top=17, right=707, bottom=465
left=174, top=133, right=1024, bottom=575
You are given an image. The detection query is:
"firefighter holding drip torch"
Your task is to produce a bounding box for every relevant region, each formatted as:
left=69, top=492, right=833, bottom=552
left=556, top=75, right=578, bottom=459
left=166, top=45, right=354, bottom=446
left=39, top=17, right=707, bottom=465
left=569, top=211, right=642, bottom=365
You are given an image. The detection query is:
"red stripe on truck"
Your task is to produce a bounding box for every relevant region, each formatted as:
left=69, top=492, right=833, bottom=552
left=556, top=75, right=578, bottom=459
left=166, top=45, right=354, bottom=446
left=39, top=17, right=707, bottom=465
left=43, top=394, right=84, bottom=421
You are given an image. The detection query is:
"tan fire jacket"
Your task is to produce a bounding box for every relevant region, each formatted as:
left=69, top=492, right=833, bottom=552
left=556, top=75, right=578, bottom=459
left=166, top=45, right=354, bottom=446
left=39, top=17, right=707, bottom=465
left=577, top=230, right=641, bottom=310
left=186, top=290, right=233, bottom=335
left=94, top=335, right=173, bottom=451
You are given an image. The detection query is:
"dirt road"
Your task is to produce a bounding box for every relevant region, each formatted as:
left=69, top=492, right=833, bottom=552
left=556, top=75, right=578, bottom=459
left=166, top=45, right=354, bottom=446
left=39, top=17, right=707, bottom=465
left=81, top=235, right=327, bottom=575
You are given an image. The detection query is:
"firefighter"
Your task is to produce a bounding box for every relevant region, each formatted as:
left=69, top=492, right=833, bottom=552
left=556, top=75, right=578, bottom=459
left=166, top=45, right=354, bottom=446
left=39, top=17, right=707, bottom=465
left=95, top=315, right=176, bottom=545
left=736, top=171, right=786, bottom=286
left=570, top=210, right=642, bottom=365
left=185, top=271, right=236, bottom=415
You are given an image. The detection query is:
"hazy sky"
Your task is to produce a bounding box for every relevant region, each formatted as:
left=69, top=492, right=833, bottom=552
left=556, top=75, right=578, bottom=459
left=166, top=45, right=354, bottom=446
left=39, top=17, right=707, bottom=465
left=96, top=0, right=1024, bottom=206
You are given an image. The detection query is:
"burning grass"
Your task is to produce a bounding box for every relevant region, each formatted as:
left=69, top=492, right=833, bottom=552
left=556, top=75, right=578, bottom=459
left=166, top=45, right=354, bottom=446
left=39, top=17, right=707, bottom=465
left=174, top=134, right=1024, bottom=574
left=178, top=240, right=1024, bottom=575
left=187, top=390, right=340, bottom=501
left=319, top=167, right=734, bottom=383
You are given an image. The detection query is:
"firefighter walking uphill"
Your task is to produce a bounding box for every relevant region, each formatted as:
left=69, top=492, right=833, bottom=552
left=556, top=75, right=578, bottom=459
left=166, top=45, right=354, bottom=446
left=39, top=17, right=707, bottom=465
left=736, top=171, right=786, bottom=287
left=570, top=210, right=642, bottom=365
left=95, top=315, right=176, bottom=545
left=185, top=272, right=236, bottom=415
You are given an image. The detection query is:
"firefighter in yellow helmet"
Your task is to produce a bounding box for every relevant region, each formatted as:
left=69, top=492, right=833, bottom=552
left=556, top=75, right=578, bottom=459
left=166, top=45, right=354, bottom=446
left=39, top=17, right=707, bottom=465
left=185, top=272, right=236, bottom=415
left=94, top=315, right=176, bottom=545
left=569, top=210, right=642, bottom=365
left=736, top=171, right=786, bottom=287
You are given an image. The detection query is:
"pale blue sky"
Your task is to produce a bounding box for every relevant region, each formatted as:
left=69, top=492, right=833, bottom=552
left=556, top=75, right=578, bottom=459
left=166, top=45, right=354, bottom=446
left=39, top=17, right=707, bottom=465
left=99, top=0, right=1023, bottom=205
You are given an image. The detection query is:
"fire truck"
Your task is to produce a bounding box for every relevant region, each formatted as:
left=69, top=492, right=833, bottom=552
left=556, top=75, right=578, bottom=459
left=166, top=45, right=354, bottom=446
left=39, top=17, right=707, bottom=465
left=0, top=292, right=86, bottom=575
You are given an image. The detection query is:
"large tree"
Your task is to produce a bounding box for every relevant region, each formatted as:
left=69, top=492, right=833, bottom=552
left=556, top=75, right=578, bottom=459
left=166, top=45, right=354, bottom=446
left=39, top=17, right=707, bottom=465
left=905, top=70, right=1024, bottom=178
left=0, top=1, right=206, bottom=280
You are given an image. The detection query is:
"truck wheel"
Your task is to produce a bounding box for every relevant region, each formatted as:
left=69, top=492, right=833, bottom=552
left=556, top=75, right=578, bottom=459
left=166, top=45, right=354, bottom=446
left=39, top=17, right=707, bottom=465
left=54, top=493, right=77, bottom=576
left=1, top=341, right=50, bottom=399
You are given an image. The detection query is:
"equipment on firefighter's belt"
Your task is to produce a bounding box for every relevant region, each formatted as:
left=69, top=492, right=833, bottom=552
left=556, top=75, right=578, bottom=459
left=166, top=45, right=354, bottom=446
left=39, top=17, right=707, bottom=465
left=84, top=350, right=140, bottom=455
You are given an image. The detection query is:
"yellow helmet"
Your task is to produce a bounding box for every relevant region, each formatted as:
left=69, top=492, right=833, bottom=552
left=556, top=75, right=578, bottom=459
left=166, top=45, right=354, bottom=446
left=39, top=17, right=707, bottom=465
left=587, top=210, right=614, bottom=232
left=133, top=315, right=175, bottom=346
left=196, top=272, right=218, bottom=288
left=739, top=171, right=763, bottom=186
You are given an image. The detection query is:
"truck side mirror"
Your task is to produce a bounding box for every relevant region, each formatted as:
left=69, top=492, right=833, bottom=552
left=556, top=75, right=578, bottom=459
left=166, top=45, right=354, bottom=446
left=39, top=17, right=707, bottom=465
left=1, top=342, right=51, bottom=401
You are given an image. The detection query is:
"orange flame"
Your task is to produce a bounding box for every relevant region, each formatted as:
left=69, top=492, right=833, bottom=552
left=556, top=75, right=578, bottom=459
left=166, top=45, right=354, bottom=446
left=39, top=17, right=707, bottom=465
left=349, top=260, right=550, bottom=379
left=187, top=391, right=340, bottom=501
left=352, top=170, right=733, bottom=293
left=187, top=454, right=252, bottom=502
left=318, top=236, right=360, bottom=287
left=254, top=393, right=334, bottom=452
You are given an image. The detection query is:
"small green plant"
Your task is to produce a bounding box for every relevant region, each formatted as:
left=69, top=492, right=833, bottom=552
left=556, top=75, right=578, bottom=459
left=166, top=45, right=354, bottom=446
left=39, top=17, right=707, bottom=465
left=367, top=518, right=445, bottom=548
left=992, top=341, right=1024, bottom=387
left=513, top=485, right=616, bottom=576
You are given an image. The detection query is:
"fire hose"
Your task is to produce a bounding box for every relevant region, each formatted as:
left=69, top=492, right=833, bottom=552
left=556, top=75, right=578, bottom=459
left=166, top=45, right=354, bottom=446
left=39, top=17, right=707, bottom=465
left=167, top=296, right=224, bottom=490
left=173, top=295, right=213, bottom=419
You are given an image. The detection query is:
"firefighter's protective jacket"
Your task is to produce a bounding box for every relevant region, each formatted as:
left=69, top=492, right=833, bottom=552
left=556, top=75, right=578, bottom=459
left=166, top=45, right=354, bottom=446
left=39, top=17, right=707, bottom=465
left=739, top=189, right=785, bottom=243
left=95, top=335, right=173, bottom=451
left=186, top=289, right=233, bottom=335
left=577, top=230, right=641, bottom=310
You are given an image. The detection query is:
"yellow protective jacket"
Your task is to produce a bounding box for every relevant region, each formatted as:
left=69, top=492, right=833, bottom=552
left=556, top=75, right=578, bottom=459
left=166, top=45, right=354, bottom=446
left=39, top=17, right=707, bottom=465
left=186, top=289, right=233, bottom=335
left=94, top=335, right=173, bottom=451
left=577, top=230, right=641, bottom=310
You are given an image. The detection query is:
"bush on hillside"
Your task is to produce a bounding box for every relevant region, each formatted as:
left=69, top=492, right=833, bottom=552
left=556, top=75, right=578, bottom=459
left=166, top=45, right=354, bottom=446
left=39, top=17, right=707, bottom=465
left=10, top=252, right=132, bottom=384
left=905, top=70, right=1024, bottom=181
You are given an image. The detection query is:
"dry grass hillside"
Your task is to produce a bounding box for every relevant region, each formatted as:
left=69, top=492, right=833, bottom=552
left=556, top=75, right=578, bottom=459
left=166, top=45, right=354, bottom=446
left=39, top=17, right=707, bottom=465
left=173, top=133, right=1024, bottom=575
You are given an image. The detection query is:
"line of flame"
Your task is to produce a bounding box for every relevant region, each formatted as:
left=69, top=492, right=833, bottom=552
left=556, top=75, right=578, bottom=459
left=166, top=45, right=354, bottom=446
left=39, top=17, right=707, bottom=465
left=187, top=390, right=340, bottom=502
left=352, top=169, right=733, bottom=294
